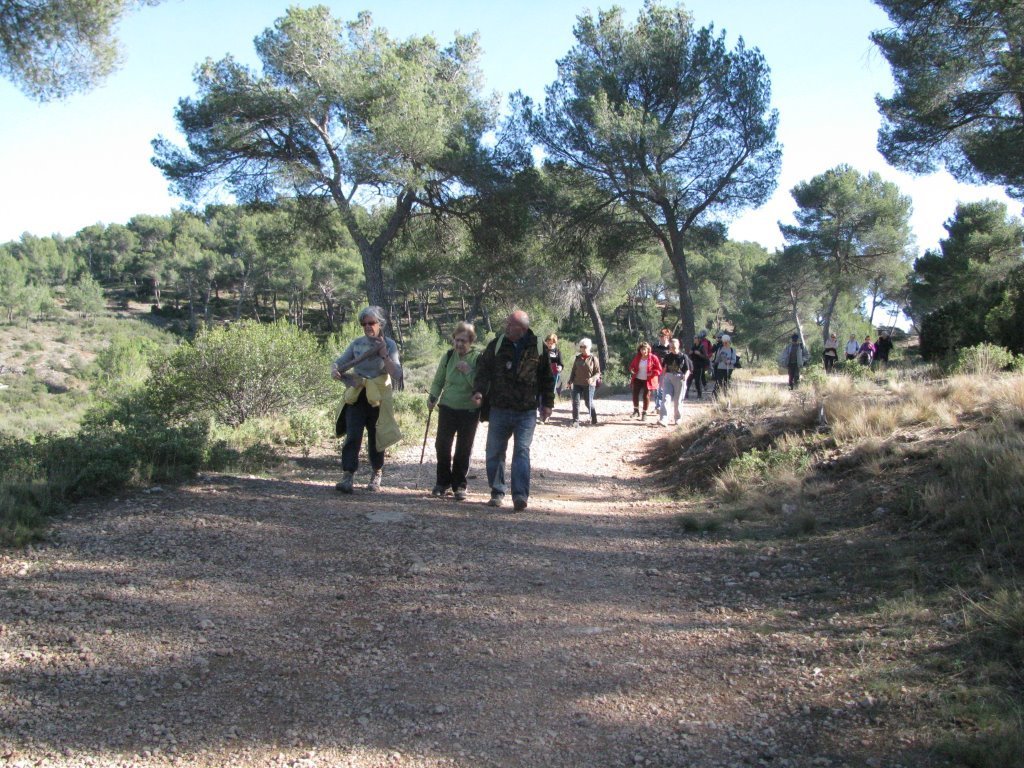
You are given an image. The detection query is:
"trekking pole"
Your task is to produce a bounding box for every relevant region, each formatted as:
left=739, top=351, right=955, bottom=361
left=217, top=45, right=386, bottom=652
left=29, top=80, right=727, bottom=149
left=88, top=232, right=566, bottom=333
left=415, top=405, right=434, bottom=489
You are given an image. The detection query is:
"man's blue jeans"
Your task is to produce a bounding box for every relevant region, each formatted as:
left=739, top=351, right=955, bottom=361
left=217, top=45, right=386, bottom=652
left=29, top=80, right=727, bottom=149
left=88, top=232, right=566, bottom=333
left=485, top=407, right=537, bottom=500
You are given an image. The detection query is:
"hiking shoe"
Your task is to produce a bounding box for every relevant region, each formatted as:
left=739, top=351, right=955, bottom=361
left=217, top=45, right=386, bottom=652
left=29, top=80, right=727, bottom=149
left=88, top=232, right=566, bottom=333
left=335, top=471, right=354, bottom=494
left=632, top=409, right=640, bottom=418
left=431, top=484, right=449, bottom=497
left=453, top=487, right=468, bottom=501
left=657, top=419, right=668, bottom=427
left=487, top=494, right=504, bottom=508
left=512, top=496, right=528, bottom=512
left=367, top=469, right=383, bottom=492
left=591, top=414, right=598, bottom=425
left=569, top=420, right=579, bottom=428
left=641, top=410, right=647, bottom=421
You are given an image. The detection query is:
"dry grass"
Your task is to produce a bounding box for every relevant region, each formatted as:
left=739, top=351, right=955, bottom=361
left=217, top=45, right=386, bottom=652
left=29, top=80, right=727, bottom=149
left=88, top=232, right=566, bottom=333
left=662, top=368, right=1024, bottom=766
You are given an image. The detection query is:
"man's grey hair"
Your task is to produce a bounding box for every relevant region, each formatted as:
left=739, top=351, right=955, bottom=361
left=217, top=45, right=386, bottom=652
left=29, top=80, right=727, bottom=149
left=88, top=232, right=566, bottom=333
left=578, top=337, right=593, bottom=351
left=358, top=306, right=387, bottom=328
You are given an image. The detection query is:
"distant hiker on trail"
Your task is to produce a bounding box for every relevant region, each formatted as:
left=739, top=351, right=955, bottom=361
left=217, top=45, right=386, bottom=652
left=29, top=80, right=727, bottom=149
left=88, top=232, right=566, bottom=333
left=686, top=330, right=712, bottom=399
left=779, top=333, right=810, bottom=390
left=658, top=338, right=691, bottom=427
left=710, top=334, right=738, bottom=398
left=471, top=310, right=554, bottom=512
left=857, top=336, right=875, bottom=366
left=629, top=340, right=663, bottom=420
left=566, top=337, right=601, bottom=427
left=845, top=334, right=860, bottom=361
left=427, top=322, right=480, bottom=501
left=874, top=330, right=893, bottom=367
left=823, top=332, right=840, bottom=373
left=540, top=333, right=563, bottom=423
left=651, top=327, right=673, bottom=414
left=332, top=306, right=403, bottom=494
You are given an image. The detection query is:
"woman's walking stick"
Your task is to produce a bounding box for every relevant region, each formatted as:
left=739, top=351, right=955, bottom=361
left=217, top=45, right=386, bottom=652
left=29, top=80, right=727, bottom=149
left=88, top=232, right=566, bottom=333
left=415, top=406, right=434, bottom=489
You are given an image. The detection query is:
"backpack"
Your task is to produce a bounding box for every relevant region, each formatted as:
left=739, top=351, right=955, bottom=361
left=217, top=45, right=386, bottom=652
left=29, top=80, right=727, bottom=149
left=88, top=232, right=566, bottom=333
left=478, top=333, right=545, bottom=422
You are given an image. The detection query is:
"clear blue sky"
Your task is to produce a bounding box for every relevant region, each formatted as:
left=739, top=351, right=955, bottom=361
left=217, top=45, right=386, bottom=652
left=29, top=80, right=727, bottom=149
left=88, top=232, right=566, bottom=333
left=0, top=0, right=1016, bottom=252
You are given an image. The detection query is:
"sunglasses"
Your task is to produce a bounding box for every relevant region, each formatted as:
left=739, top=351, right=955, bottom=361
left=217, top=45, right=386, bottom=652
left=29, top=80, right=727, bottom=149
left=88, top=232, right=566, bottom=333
left=361, top=321, right=379, bottom=327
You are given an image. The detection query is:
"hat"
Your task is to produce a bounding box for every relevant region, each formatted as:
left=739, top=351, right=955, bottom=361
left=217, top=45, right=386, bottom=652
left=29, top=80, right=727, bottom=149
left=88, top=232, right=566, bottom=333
left=721, top=334, right=731, bottom=342
left=698, top=329, right=707, bottom=338
left=791, top=333, right=799, bottom=341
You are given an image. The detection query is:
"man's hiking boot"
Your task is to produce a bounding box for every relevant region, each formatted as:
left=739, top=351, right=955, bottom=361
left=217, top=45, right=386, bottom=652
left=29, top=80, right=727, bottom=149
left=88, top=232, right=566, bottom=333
left=632, top=409, right=640, bottom=418
left=431, top=484, right=449, bottom=497
left=641, top=410, right=647, bottom=421
left=487, top=493, right=504, bottom=508
left=453, top=487, right=468, bottom=501
left=367, top=469, right=383, bottom=492
left=335, top=471, right=354, bottom=494
left=591, top=414, right=598, bottom=425
left=512, top=496, right=528, bottom=512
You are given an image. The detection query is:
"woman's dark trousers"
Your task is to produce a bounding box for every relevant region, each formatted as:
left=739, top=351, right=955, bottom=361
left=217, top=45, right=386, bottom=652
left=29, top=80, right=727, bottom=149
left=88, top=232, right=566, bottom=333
left=687, top=363, right=707, bottom=397
left=342, top=389, right=384, bottom=472
left=435, top=405, right=479, bottom=491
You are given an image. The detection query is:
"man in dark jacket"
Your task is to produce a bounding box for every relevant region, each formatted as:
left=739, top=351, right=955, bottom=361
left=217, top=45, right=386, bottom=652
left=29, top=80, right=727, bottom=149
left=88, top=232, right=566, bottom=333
left=472, top=310, right=554, bottom=512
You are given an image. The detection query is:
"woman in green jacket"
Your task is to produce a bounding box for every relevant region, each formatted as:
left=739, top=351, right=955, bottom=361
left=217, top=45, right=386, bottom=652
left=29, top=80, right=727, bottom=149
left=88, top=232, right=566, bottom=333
left=427, top=322, right=480, bottom=501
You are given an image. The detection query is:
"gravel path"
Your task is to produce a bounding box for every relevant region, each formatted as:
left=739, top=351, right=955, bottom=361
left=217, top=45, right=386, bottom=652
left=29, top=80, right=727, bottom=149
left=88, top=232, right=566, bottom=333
left=0, top=393, right=952, bottom=768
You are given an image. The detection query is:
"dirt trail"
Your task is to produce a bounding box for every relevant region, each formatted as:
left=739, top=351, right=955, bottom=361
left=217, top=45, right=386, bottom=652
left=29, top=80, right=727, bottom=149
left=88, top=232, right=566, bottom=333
left=0, top=393, right=946, bottom=767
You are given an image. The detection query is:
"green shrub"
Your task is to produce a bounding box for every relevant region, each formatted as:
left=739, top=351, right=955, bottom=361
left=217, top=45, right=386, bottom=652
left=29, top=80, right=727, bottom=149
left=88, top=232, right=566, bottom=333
left=38, top=431, right=137, bottom=499
left=951, top=343, right=1017, bottom=376
left=802, top=365, right=827, bottom=388
left=79, top=389, right=210, bottom=486
left=91, top=335, right=163, bottom=393
left=727, top=445, right=811, bottom=482
left=833, top=359, right=876, bottom=380
left=287, top=411, right=328, bottom=455
left=153, top=320, right=333, bottom=427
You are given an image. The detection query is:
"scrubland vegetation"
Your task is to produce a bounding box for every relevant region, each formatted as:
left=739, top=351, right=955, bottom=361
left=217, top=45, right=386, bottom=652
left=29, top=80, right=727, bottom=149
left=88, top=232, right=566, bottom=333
left=658, top=353, right=1024, bottom=766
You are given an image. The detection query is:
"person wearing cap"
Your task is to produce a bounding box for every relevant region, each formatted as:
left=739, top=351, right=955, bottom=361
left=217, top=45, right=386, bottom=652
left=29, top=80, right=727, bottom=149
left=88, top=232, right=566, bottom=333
left=779, top=333, right=810, bottom=390
left=565, top=337, right=601, bottom=427
left=710, top=334, right=738, bottom=398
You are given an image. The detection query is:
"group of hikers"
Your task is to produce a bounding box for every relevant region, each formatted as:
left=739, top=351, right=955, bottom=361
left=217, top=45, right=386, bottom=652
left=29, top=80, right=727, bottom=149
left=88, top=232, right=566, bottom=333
left=330, top=306, right=553, bottom=511
left=329, top=307, right=761, bottom=511
left=331, top=306, right=897, bottom=509
left=786, top=330, right=895, bottom=388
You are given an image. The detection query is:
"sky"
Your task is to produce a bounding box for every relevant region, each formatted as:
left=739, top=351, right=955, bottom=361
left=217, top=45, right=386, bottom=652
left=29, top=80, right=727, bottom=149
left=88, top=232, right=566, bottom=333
left=0, top=0, right=1018, bottom=254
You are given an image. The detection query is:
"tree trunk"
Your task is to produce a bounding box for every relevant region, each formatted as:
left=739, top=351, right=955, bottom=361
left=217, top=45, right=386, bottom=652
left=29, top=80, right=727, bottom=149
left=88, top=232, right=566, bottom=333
left=330, top=184, right=415, bottom=315
left=790, top=288, right=806, bottom=349
left=667, top=249, right=695, bottom=344
left=583, top=291, right=610, bottom=374
left=821, top=287, right=841, bottom=345
left=235, top=277, right=247, bottom=321
left=187, top=283, right=197, bottom=333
